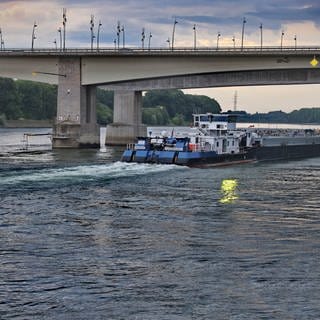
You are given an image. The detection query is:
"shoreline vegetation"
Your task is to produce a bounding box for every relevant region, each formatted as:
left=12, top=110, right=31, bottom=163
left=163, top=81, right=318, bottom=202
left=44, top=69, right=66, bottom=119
left=0, top=77, right=320, bottom=127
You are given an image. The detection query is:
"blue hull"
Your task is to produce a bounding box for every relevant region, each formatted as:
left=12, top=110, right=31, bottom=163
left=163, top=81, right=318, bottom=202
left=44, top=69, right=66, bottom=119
left=121, top=149, right=252, bottom=166
left=121, top=143, right=320, bottom=167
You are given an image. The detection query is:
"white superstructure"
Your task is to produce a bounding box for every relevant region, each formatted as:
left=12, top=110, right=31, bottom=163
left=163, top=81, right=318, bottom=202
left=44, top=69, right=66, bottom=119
left=189, top=113, right=251, bottom=155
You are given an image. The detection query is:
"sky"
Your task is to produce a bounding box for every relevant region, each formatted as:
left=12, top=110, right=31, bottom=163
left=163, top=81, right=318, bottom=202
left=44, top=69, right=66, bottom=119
left=0, top=0, right=320, bottom=113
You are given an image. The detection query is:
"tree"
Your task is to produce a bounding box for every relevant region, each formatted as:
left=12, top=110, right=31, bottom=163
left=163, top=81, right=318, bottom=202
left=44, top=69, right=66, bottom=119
left=143, top=106, right=170, bottom=125
left=97, top=102, right=113, bottom=124
left=97, top=89, right=114, bottom=109
left=0, top=78, right=21, bottom=119
left=143, top=89, right=221, bottom=125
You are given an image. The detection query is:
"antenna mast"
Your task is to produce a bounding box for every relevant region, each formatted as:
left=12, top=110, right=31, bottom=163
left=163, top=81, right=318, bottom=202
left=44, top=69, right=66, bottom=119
left=233, top=91, right=238, bottom=112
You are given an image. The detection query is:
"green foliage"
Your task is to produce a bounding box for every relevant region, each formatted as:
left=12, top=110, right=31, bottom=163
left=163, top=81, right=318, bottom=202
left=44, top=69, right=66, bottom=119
left=1, top=78, right=320, bottom=126
left=0, top=113, right=6, bottom=125
left=236, top=108, right=320, bottom=124
left=0, top=78, right=22, bottom=119
left=143, top=89, right=221, bottom=125
left=289, top=108, right=320, bottom=123
left=97, top=102, right=113, bottom=125
left=97, top=89, right=114, bottom=108
left=171, top=113, right=185, bottom=125
left=142, top=106, right=170, bottom=125
left=15, top=80, right=57, bottom=120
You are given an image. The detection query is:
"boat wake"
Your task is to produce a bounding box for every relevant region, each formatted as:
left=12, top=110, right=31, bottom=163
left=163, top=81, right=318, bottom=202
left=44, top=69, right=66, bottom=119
left=0, top=161, right=185, bottom=187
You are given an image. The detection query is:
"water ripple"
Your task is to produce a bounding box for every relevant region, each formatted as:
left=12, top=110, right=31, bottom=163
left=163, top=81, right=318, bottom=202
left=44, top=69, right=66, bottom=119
left=1, top=157, right=320, bottom=319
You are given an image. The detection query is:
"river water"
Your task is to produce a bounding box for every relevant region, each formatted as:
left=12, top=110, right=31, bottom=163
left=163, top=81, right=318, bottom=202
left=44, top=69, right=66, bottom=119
left=1, top=127, right=320, bottom=319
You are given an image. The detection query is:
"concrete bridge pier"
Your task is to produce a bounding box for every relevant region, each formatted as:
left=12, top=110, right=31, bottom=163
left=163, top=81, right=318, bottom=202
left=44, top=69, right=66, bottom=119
left=105, top=90, right=146, bottom=145
left=53, top=57, right=100, bottom=148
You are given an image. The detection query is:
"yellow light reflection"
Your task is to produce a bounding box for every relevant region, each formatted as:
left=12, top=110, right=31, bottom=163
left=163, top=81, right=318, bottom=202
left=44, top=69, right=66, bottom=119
left=219, top=179, right=239, bottom=204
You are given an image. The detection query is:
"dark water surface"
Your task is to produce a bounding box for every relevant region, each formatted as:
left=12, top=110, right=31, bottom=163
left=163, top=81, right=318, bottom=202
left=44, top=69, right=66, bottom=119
left=1, top=129, right=320, bottom=319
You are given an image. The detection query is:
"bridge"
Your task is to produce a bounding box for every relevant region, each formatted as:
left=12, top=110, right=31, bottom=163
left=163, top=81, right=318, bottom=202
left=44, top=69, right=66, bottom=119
left=0, top=47, right=320, bottom=147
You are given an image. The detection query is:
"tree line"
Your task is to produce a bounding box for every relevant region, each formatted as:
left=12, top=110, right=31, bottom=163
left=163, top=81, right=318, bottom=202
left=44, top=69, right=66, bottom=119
left=1, top=77, right=320, bottom=125
left=233, top=109, right=320, bottom=124
left=0, top=78, right=221, bottom=125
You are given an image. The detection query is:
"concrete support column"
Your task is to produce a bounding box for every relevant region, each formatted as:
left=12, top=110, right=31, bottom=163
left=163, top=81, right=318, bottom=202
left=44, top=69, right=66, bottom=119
left=105, top=90, right=146, bottom=145
left=53, top=57, right=100, bottom=148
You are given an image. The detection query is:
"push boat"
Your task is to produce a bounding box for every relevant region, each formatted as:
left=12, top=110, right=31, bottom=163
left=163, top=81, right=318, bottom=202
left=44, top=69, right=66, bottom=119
left=121, top=113, right=320, bottom=167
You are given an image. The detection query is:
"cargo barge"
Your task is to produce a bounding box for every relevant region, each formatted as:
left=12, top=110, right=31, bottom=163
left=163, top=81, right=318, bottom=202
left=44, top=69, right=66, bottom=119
left=121, top=113, right=320, bottom=167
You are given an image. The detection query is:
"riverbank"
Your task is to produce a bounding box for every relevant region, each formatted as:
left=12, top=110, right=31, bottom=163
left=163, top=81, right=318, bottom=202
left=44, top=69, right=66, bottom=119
left=0, top=119, right=52, bottom=128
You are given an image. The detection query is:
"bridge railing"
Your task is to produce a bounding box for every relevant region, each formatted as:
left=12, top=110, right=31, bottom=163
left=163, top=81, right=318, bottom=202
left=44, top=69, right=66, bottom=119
left=1, top=46, right=320, bottom=55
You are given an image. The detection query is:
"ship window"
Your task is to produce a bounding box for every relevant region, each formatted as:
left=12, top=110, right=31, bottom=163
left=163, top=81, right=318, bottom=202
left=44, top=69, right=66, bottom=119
left=216, top=141, right=219, bottom=147
left=232, top=140, right=235, bottom=146
left=195, top=137, right=199, bottom=143
left=195, top=116, right=199, bottom=122
left=200, top=115, right=209, bottom=121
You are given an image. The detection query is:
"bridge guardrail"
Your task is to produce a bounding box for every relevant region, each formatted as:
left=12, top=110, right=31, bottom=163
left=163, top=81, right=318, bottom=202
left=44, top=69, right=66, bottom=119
left=0, top=46, right=320, bottom=56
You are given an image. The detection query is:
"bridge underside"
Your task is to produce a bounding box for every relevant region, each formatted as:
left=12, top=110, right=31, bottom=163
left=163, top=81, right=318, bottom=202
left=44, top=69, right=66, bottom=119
left=104, top=68, right=320, bottom=145
left=103, top=68, right=320, bottom=91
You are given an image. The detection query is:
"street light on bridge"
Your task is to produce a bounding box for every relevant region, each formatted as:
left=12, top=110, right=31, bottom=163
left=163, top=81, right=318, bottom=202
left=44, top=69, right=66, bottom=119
left=171, top=18, right=178, bottom=51
left=90, top=15, right=95, bottom=50
left=54, top=39, right=57, bottom=50
left=241, top=17, right=246, bottom=51
left=193, top=24, right=196, bottom=50
left=166, top=37, right=170, bottom=49
left=232, top=35, right=235, bottom=49
left=58, top=27, right=62, bottom=51
left=216, top=32, right=221, bottom=50
left=259, top=23, right=263, bottom=50
left=280, top=30, right=284, bottom=50
left=294, top=34, right=297, bottom=50
left=141, top=28, right=145, bottom=50
left=62, top=8, right=67, bottom=51
left=116, top=21, right=121, bottom=50
left=31, top=22, right=37, bottom=51
left=148, top=32, right=152, bottom=51
left=97, top=20, right=102, bottom=50
left=0, top=28, right=3, bottom=51
left=121, top=25, right=125, bottom=48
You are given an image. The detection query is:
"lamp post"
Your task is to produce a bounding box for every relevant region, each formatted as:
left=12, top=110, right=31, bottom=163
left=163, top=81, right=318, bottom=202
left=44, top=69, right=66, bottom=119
left=294, top=35, right=297, bottom=50
left=193, top=24, right=196, bottom=50
left=171, top=18, right=178, bottom=50
left=121, top=25, right=125, bottom=48
left=62, top=8, right=67, bottom=51
left=97, top=20, right=102, bottom=50
left=0, top=28, right=3, bottom=51
left=141, top=28, right=145, bottom=50
left=116, top=21, right=121, bottom=50
left=113, top=38, right=116, bottom=50
left=216, top=32, right=221, bottom=50
left=241, top=17, right=246, bottom=51
left=90, top=15, right=95, bottom=50
left=54, top=39, right=57, bottom=50
left=280, top=30, right=284, bottom=50
left=232, top=35, right=235, bottom=49
left=167, top=37, right=170, bottom=49
left=31, top=21, right=37, bottom=51
left=148, top=32, right=152, bottom=50
left=58, top=27, right=62, bottom=51
left=259, top=23, right=263, bottom=50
